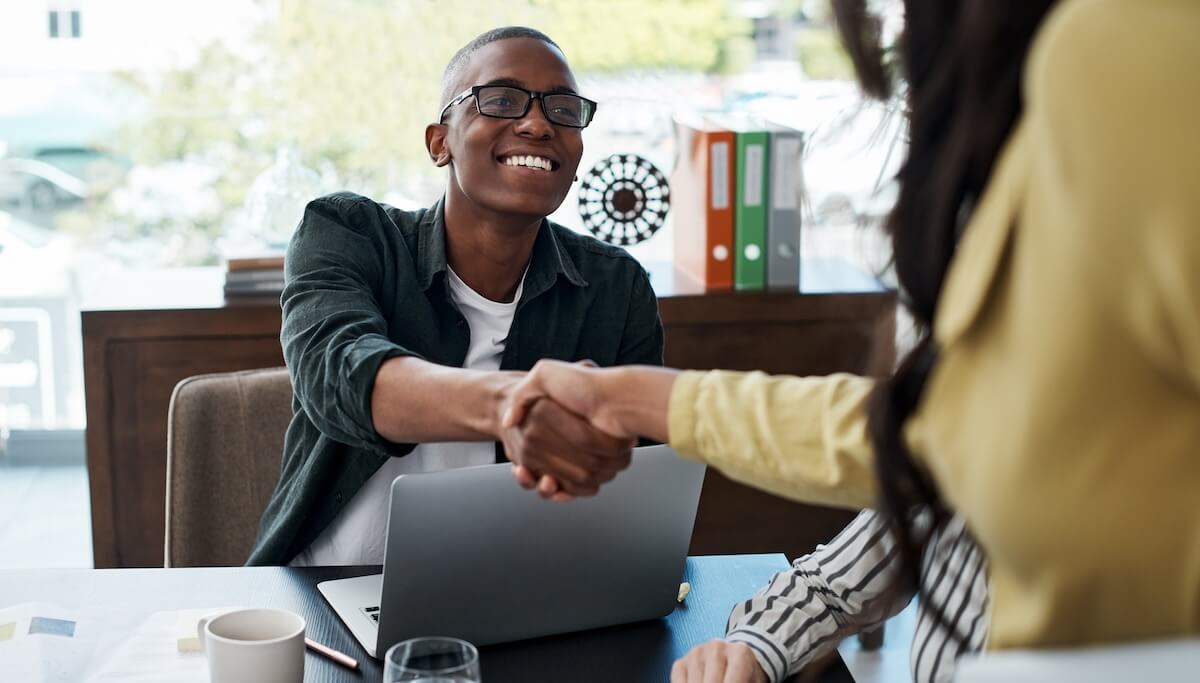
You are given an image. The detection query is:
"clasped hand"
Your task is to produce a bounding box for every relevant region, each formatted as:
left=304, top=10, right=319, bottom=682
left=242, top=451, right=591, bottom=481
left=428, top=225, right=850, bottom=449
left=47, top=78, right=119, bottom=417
left=498, top=360, right=631, bottom=501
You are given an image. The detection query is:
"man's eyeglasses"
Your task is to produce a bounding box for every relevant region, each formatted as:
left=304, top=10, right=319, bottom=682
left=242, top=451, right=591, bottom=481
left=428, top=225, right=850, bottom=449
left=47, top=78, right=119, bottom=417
left=439, top=85, right=598, bottom=129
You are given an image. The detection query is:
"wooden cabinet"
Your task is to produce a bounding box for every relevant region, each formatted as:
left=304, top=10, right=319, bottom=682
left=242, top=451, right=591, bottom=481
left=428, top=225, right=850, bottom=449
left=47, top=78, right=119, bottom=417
left=83, top=265, right=894, bottom=568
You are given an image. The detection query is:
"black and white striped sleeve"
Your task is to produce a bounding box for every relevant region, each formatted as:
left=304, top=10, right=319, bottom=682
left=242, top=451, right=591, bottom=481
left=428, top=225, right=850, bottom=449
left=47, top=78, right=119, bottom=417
left=723, top=509, right=914, bottom=682
left=909, top=515, right=989, bottom=683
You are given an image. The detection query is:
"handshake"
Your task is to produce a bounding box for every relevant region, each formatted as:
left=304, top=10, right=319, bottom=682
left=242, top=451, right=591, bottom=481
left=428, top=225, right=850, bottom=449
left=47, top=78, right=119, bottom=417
left=495, top=360, right=677, bottom=502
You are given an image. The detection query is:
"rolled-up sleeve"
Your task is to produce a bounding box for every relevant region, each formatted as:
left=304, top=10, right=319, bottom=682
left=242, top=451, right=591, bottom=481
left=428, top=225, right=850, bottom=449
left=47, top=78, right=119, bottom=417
left=668, top=370, right=877, bottom=509
left=281, top=195, right=421, bottom=456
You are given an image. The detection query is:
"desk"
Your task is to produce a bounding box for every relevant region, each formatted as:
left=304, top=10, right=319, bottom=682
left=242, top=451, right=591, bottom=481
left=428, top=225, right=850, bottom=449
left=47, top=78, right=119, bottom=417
left=81, top=263, right=896, bottom=568
left=0, top=555, right=860, bottom=682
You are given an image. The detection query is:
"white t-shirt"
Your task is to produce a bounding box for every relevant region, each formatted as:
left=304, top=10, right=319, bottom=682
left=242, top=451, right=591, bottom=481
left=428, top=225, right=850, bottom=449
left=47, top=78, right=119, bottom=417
left=291, top=266, right=524, bottom=566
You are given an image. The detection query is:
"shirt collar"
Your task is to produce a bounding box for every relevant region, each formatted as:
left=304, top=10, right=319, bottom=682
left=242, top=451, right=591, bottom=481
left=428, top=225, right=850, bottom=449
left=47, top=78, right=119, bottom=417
left=416, top=196, right=588, bottom=294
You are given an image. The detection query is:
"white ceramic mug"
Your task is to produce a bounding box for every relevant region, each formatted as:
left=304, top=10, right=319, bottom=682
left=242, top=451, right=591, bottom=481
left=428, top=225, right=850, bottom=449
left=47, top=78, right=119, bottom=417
left=197, top=607, right=305, bottom=683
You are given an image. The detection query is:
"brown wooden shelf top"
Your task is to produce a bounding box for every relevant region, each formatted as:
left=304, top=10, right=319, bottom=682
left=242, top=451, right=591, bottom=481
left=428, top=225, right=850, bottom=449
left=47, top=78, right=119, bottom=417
left=78, top=259, right=890, bottom=314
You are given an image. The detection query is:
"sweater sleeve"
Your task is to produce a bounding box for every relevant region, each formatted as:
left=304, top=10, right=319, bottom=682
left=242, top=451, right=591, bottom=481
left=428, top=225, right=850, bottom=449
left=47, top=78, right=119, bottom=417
left=668, top=370, right=878, bottom=509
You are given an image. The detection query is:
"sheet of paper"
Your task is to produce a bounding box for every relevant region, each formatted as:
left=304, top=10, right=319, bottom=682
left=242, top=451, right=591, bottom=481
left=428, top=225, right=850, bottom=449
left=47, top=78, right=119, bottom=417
left=0, top=602, right=238, bottom=683
left=86, top=609, right=214, bottom=683
left=0, top=602, right=122, bottom=683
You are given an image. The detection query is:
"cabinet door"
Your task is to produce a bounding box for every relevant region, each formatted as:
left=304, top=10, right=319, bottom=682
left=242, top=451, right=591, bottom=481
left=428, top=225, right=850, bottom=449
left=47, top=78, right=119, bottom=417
left=91, top=337, right=283, bottom=568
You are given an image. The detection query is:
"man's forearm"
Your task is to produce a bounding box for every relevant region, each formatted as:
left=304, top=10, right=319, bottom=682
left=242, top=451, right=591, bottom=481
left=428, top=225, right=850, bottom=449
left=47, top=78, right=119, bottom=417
left=371, top=356, right=518, bottom=444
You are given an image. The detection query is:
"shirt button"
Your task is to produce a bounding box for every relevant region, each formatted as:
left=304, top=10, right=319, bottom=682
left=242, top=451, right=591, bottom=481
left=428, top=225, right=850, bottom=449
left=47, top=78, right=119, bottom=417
left=334, top=491, right=343, bottom=504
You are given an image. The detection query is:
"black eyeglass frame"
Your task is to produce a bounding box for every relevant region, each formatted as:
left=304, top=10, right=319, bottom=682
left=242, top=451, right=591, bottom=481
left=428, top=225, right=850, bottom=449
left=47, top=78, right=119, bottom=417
left=438, top=85, right=598, bottom=129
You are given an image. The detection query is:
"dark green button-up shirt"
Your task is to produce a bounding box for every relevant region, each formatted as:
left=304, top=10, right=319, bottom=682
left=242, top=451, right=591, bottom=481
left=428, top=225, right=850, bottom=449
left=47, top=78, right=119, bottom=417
left=247, top=192, right=664, bottom=565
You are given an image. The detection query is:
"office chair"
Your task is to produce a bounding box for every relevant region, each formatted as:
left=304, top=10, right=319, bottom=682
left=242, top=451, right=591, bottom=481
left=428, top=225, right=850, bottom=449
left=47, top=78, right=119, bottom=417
left=165, top=367, right=292, bottom=567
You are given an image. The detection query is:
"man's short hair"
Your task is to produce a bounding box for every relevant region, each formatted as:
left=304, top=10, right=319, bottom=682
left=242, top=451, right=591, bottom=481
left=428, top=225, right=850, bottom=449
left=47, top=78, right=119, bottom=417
left=440, top=26, right=562, bottom=115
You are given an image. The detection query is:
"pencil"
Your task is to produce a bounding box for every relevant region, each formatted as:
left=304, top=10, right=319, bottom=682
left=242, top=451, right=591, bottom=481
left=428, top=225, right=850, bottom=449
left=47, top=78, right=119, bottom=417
left=305, top=637, right=360, bottom=670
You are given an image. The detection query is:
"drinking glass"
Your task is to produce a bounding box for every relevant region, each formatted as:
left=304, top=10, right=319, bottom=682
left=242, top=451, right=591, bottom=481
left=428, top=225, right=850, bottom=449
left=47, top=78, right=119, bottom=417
left=384, top=637, right=481, bottom=683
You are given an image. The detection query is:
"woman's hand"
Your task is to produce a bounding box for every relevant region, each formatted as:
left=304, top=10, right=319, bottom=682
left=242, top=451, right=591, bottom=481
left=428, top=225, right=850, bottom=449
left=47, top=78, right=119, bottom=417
left=671, top=640, right=770, bottom=683
left=503, top=360, right=631, bottom=439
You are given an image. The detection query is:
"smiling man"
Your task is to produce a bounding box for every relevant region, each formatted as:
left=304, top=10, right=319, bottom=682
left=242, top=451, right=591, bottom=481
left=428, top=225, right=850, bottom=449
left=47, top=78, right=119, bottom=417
left=247, top=27, right=663, bottom=566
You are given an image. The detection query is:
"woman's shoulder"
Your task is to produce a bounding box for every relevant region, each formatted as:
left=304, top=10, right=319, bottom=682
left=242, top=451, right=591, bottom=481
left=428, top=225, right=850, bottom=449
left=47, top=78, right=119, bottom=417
left=1024, top=0, right=1198, bottom=190
left=1028, top=0, right=1198, bottom=102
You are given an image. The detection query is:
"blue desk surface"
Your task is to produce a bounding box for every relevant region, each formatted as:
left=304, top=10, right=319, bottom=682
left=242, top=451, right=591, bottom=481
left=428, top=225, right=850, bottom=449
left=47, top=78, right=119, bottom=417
left=0, top=555, right=856, bottom=682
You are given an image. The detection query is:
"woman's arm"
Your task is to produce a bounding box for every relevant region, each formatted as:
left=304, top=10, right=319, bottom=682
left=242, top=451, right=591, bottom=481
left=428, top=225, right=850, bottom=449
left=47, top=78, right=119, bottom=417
left=505, top=361, right=879, bottom=508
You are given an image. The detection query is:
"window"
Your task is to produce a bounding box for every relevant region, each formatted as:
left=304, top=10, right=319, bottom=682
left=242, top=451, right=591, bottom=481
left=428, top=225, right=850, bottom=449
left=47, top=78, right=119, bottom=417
left=752, top=17, right=781, bottom=60
left=47, top=6, right=81, bottom=40
left=1, top=0, right=892, bottom=443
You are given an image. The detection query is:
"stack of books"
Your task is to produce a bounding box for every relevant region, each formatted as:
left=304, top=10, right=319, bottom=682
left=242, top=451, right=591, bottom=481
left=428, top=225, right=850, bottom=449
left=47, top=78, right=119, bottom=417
left=671, top=112, right=804, bottom=291
left=223, top=255, right=285, bottom=298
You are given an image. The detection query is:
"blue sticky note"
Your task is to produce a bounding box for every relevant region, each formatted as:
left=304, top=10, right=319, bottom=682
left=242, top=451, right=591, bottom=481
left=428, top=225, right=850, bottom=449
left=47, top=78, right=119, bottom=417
left=29, top=617, right=76, bottom=638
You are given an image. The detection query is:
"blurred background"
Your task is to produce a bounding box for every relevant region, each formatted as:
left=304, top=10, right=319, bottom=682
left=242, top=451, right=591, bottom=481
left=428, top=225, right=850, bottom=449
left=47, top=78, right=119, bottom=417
left=0, top=0, right=903, bottom=566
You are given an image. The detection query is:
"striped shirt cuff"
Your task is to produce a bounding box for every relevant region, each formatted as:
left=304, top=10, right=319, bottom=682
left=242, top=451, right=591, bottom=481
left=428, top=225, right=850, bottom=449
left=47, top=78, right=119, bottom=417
left=726, top=628, right=790, bottom=683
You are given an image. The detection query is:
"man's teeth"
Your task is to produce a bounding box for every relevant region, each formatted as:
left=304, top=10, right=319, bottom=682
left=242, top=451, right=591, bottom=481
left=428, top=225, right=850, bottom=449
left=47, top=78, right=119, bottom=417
left=504, top=155, right=552, bottom=171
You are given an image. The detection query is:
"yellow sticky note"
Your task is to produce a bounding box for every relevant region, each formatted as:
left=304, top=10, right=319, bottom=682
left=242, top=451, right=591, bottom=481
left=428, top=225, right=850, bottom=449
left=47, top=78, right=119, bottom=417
left=176, top=608, right=237, bottom=652
left=176, top=610, right=209, bottom=652
left=0, top=622, right=15, bottom=642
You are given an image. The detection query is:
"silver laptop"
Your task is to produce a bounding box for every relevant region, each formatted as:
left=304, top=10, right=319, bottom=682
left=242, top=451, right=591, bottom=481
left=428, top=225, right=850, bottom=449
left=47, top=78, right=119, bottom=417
left=317, top=445, right=706, bottom=657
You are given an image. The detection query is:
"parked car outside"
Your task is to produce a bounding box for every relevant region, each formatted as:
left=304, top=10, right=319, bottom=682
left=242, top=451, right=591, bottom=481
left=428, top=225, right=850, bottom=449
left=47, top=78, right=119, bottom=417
left=0, top=156, right=89, bottom=211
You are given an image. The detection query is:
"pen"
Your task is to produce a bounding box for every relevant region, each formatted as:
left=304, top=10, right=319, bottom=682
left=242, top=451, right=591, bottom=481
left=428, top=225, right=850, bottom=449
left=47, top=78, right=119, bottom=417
left=306, top=637, right=360, bottom=671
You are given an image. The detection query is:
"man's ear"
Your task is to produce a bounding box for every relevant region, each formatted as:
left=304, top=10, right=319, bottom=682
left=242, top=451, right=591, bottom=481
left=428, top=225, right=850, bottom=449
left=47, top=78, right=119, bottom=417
left=425, top=123, right=452, bottom=167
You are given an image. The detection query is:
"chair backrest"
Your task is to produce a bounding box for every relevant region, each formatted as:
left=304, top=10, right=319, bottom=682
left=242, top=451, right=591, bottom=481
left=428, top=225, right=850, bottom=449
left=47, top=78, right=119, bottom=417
left=955, top=638, right=1200, bottom=683
left=165, top=367, right=293, bottom=567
